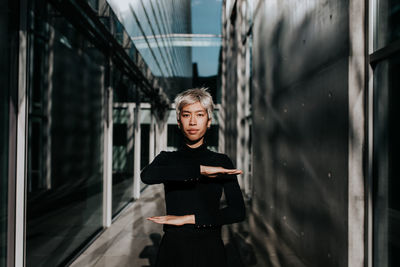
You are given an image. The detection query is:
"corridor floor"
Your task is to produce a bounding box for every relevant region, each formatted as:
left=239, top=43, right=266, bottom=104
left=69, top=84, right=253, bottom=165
left=69, top=184, right=261, bottom=267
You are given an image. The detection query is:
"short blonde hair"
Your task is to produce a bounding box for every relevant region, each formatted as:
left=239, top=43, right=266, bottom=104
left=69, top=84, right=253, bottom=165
left=174, top=87, right=214, bottom=121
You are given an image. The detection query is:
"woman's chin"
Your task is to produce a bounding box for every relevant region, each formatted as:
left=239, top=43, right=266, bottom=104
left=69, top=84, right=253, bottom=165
left=184, top=136, right=203, bottom=144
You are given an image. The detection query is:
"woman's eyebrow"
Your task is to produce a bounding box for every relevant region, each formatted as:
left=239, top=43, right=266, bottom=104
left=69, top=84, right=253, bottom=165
left=182, top=110, right=205, bottom=113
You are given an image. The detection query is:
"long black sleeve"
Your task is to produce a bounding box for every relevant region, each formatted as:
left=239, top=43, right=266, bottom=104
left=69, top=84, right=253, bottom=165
left=143, top=143, right=246, bottom=231
left=194, top=155, right=246, bottom=227
left=140, top=151, right=201, bottom=184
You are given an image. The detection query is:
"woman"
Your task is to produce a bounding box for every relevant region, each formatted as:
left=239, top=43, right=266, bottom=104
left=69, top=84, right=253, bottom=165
left=140, top=87, right=246, bottom=267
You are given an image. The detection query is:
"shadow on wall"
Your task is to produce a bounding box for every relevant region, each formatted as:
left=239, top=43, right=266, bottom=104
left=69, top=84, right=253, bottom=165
left=251, top=1, right=351, bottom=266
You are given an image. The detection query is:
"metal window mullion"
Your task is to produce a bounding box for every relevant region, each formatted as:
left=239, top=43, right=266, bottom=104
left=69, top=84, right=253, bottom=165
left=9, top=0, right=30, bottom=266
left=133, top=101, right=141, bottom=199
left=128, top=4, right=166, bottom=77
left=138, top=0, right=174, bottom=77
left=148, top=0, right=179, bottom=77
left=157, top=0, right=185, bottom=76
left=103, top=83, right=113, bottom=227
left=366, top=1, right=375, bottom=267
left=149, top=109, right=155, bottom=163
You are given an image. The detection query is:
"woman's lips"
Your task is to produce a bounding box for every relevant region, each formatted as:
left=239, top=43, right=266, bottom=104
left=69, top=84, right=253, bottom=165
left=188, top=129, right=199, bottom=134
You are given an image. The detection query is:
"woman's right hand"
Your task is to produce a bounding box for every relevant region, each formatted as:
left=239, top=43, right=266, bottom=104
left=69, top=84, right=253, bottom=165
left=200, top=165, right=243, bottom=178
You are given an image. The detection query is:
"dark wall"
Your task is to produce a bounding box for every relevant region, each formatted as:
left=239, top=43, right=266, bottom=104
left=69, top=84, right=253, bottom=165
left=252, top=1, right=350, bottom=266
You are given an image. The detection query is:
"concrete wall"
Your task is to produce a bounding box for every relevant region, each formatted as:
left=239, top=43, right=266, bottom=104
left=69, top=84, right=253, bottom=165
left=222, top=0, right=366, bottom=266
left=221, top=0, right=253, bottom=195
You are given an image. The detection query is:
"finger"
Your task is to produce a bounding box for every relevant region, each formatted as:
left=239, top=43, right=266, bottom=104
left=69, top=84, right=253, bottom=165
left=148, top=216, right=164, bottom=219
left=149, top=218, right=165, bottom=224
left=147, top=216, right=164, bottom=221
left=224, top=169, right=243, bottom=174
left=222, top=168, right=239, bottom=172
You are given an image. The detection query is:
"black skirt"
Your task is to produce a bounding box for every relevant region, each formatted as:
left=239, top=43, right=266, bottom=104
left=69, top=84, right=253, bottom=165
left=155, top=227, right=227, bottom=267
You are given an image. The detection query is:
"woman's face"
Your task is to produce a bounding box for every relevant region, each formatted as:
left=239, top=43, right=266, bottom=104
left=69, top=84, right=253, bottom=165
left=178, top=101, right=211, bottom=145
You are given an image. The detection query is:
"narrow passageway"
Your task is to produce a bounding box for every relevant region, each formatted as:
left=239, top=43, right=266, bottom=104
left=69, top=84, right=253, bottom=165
left=70, top=185, right=164, bottom=267
left=70, top=185, right=263, bottom=267
left=3, top=0, right=395, bottom=265
left=71, top=185, right=266, bottom=267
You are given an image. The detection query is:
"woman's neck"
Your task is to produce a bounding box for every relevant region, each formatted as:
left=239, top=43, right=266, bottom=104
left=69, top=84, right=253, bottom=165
left=184, top=138, right=204, bottom=149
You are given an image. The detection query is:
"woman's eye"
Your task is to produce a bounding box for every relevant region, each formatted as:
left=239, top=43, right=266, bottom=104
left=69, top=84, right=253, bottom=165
left=197, top=113, right=204, bottom=117
left=182, top=114, right=189, bottom=117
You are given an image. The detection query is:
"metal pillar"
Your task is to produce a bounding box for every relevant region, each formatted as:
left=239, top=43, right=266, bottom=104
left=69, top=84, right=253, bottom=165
left=103, top=86, right=113, bottom=227
left=149, top=109, right=155, bottom=162
left=133, top=101, right=141, bottom=199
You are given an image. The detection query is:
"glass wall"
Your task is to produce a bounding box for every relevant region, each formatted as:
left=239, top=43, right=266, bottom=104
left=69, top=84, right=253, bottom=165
left=373, top=55, right=400, bottom=267
left=108, top=0, right=192, bottom=78
left=111, top=68, right=136, bottom=217
left=191, top=0, right=222, bottom=104
left=112, top=106, right=134, bottom=217
left=0, top=0, right=18, bottom=264
left=140, top=108, right=152, bottom=170
left=372, top=1, right=400, bottom=266
left=375, top=0, right=400, bottom=50
left=26, top=2, right=104, bottom=266
left=107, top=0, right=223, bottom=103
left=0, top=1, right=11, bottom=265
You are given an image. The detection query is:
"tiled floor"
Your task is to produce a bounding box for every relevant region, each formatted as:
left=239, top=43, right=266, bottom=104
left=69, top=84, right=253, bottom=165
left=70, top=184, right=265, bottom=267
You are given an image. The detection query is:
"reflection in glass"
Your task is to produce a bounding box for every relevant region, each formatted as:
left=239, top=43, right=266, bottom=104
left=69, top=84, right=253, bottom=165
left=140, top=124, right=150, bottom=170
left=26, top=3, right=104, bottom=266
left=112, top=107, right=133, bottom=216
left=0, top=0, right=16, bottom=264
left=107, top=0, right=223, bottom=103
left=373, top=54, right=400, bottom=267
left=0, top=4, right=10, bottom=264
left=375, top=0, right=400, bottom=50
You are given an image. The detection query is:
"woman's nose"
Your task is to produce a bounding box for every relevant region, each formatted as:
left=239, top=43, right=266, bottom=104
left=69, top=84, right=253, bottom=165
left=189, top=116, right=196, bottom=125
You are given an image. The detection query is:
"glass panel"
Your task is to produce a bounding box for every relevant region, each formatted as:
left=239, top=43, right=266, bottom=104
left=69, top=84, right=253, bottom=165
left=108, top=0, right=197, bottom=100
left=0, top=1, right=10, bottom=264
left=140, top=107, right=151, bottom=170
left=112, top=107, right=133, bottom=216
left=373, top=53, right=400, bottom=267
left=140, top=124, right=150, bottom=170
left=191, top=0, right=222, bottom=103
left=26, top=3, right=104, bottom=266
left=375, top=0, right=400, bottom=50
left=0, top=0, right=16, bottom=264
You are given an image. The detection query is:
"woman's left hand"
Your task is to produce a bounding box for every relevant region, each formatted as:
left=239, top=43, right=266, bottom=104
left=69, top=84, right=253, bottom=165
left=146, top=214, right=195, bottom=225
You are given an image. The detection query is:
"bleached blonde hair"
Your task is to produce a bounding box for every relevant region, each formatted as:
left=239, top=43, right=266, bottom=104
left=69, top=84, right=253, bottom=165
left=174, top=87, right=214, bottom=121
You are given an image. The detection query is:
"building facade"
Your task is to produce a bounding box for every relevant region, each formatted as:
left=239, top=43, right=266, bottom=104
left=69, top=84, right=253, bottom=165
left=222, top=0, right=399, bottom=266
left=1, top=0, right=170, bottom=266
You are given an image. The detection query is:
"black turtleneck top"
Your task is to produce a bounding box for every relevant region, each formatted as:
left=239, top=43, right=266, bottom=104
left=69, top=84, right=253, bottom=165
left=140, top=142, right=246, bottom=231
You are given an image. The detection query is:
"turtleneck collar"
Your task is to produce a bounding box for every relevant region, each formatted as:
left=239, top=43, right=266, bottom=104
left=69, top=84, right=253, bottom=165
left=178, top=141, right=208, bottom=155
